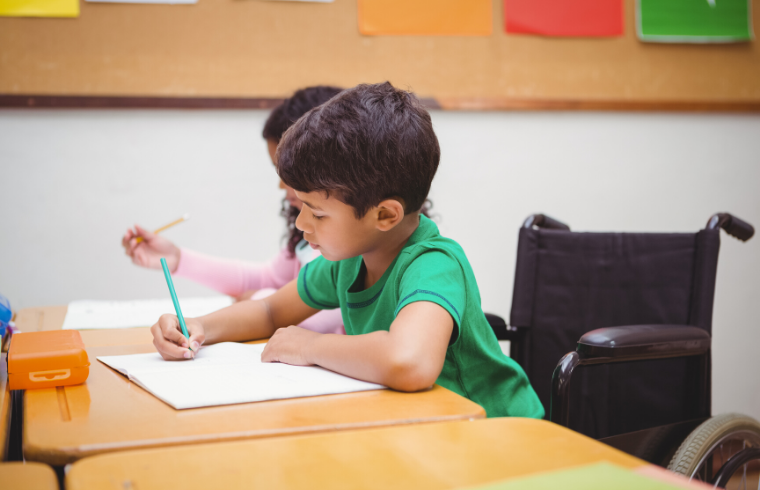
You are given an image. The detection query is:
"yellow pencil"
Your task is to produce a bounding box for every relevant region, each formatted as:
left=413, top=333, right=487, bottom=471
left=135, top=214, right=191, bottom=243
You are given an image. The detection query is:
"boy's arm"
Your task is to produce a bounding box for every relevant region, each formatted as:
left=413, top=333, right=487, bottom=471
left=151, top=280, right=320, bottom=360
left=200, top=280, right=318, bottom=343
left=261, top=301, right=453, bottom=392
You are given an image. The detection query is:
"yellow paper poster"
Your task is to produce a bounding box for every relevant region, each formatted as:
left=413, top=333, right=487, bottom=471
left=0, top=0, right=79, bottom=17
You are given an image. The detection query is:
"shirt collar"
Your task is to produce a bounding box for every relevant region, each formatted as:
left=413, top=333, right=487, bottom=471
left=403, top=214, right=439, bottom=249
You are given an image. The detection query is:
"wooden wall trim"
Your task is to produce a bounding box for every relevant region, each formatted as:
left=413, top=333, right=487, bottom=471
left=436, top=97, right=760, bottom=113
left=2, top=94, right=759, bottom=113
left=0, top=95, right=286, bottom=110
left=0, top=95, right=442, bottom=110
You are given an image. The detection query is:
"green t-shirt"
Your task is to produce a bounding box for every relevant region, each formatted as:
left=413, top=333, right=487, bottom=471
left=297, top=215, right=544, bottom=419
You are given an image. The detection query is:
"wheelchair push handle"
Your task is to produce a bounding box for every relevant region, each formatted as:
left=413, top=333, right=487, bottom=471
left=523, top=214, right=571, bottom=231
left=706, top=213, right=755, bottom=242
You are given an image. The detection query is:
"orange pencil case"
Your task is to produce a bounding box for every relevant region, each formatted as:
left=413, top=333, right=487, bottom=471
left=8, top=330, right=89, bottom=390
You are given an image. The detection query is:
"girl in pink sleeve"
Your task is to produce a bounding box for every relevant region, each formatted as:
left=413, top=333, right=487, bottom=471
left=121, top=87, right=345, bottom=335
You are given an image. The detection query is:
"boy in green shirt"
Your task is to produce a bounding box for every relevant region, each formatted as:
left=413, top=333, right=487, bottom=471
left=150, top=82, right=543, bottom=418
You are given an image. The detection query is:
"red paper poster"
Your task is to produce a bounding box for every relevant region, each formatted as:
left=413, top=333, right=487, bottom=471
left=504, top=0, right=623, bottom=37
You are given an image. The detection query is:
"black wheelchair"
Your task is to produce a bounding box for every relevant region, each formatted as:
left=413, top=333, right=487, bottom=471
left=487, top=212, right=760, bottom=488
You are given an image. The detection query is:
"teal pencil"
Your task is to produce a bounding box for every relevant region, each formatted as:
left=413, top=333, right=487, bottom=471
left=160, top=257, right=193, bottom=355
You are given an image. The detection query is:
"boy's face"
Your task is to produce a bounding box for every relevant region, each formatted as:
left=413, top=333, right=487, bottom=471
left=294, top=190, right=381, bottom=261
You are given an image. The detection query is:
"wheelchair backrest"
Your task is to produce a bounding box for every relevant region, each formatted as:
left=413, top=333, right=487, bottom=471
left=510, top=227, right=720, bottom=438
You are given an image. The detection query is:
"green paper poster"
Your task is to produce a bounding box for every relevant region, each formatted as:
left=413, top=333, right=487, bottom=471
left=637, top=0, right=753, bottom=43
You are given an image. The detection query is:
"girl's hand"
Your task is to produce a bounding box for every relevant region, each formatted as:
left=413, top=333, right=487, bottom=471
left=261, top=326, right=319, bottom=366
left=151, top=314, right=205, bottom=360
left=122, top=225, right=181, bottom=272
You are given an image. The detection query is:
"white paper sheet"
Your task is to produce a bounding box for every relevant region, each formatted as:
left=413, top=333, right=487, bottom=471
left=97, top=342, right=385, bottom=409
left=62, top=296, right=233, bottom=330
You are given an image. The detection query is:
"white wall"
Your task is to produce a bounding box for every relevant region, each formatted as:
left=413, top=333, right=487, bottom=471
left=1, top=109, right=758, bottom=421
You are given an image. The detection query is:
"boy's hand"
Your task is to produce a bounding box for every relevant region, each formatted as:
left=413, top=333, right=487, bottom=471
left=151, top=314, right=205, bottom=360
left=261, top=326, right=319, bottom=366
left=122, top=225, right=181, bottom=272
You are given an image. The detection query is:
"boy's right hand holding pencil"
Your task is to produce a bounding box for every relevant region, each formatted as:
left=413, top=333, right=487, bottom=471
left=152, top=314, right=205, bottom=360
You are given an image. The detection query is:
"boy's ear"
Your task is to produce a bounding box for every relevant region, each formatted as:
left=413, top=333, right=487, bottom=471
left=374, top=199, right=405, bottom=231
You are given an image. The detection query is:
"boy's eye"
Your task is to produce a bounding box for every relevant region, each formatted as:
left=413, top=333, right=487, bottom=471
left=313, top=214, right=325, bottom=220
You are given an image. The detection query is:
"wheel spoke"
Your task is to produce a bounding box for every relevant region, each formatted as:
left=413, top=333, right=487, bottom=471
left=720, top=444, right=726, bottom=465
left=695, top=465, right=704, bottom=482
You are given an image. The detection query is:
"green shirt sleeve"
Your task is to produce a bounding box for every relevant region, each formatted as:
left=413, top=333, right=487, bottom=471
left=297, top=256, right=341, bottom=310
left=394, top=251, right=466, bottom=327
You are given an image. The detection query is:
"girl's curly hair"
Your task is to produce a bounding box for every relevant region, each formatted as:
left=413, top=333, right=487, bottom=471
left=263, top=86, right=344, bottom=257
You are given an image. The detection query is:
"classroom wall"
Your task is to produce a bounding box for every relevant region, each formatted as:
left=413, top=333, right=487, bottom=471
left=1, top=109, right=759, bottom=421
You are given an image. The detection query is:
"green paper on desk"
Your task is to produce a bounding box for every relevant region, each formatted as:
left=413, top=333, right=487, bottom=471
left=460, top=463, right=687, bottom=490
left=637, top=0, right=752, bottom=43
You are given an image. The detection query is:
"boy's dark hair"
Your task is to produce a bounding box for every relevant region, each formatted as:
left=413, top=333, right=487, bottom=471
left=277, top=82, right=440, bottom=218
left=263, top=86, right=343, bottom=256
left=262, top=86, right=344, bottom=143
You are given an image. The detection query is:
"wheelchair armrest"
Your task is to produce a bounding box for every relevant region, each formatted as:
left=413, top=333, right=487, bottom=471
left=484, top=313, right=522, bottom=341
left=551, top=325, right=712, bottom=426
left=576, top=324, right=711, bottom=364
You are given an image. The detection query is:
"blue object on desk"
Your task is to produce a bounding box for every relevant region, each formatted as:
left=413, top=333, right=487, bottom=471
left=0, top=294, right=12, bottom=338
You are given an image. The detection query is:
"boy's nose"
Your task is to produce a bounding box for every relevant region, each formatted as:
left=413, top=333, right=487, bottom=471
left=294, top=208, right=309, bottom=233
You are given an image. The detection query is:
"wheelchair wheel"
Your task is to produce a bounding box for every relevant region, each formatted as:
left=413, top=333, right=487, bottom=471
left=668, top=413, right=760, bottom=488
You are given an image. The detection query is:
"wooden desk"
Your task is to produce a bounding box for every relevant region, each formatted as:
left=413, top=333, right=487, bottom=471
left=0, top=462, right=58, bottom=490
left=14, top=306, right=154, bottom=347
left=24, top=343, right=485, bottom=466
left=13, top=306, right=67, bottom=332
left=65, top=418, right=644, bottom=490
left=0, top=353, right=9, bottom=461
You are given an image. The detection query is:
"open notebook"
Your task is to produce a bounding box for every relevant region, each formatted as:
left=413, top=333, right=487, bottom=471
left=98, top=342, right=385, bottom=409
